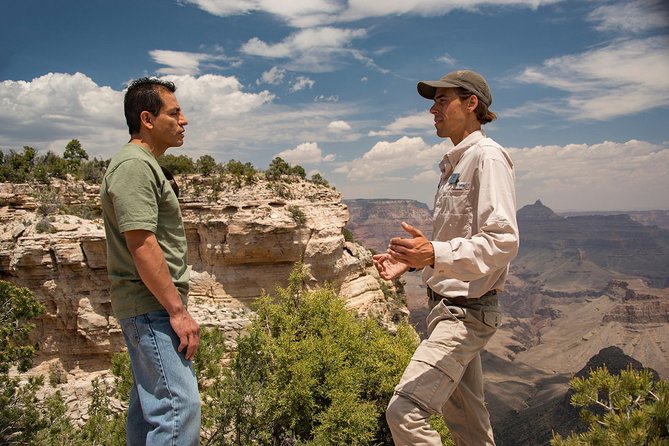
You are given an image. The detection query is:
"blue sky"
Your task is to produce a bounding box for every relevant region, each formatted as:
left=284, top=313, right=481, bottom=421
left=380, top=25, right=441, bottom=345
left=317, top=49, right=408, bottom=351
left=1, top=0, right=668, bottom=212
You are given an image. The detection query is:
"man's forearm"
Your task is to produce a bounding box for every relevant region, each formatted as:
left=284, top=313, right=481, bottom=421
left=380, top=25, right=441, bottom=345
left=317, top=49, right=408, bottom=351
left=125, top=230, right=185, bottom=315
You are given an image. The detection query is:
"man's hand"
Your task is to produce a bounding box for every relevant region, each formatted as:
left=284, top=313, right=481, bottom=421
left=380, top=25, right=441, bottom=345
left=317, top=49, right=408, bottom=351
left=169, top=308, right=200, bottom=361
left=387, top=222, right=435, bottom=269
left=373, top=253, right=410, bottom=280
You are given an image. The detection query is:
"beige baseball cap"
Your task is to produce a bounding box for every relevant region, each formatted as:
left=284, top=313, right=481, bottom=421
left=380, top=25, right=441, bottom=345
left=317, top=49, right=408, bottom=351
left=417, top=70, right=492, bottom=106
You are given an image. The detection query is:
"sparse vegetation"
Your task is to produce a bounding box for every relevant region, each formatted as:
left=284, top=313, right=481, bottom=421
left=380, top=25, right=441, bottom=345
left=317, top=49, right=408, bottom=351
left=265, top=157, right=306, bottom=182
left=0, top=280, right=47, bottom=444
left=0, top=141, right=107, bottom=184
left=159, top=153, right=196, bottom=174
left=310, top=172, right=330, bottom=187
left=196, top=154, right=218, bottom=177
left=551, top=366, right=669, bottom=446
left=287, top=205, right=306, bottom=225
left=223, top=159, right=257, bottom=188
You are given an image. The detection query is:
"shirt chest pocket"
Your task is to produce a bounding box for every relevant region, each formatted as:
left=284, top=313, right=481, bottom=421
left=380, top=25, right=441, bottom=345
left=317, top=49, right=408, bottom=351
left=435, top=185, right=472, bottom=215
left=433, top=185, right=474, bottom=238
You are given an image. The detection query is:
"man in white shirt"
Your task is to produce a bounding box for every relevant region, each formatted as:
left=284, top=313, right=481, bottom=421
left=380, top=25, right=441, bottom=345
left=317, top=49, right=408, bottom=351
left=373, top=70, right=519, bottom=446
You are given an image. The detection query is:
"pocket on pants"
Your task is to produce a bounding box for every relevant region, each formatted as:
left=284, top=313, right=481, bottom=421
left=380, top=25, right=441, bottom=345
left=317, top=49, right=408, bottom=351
left=481, top=308, right=502, bottom=329
left=395, top=340, right=464, bottom=414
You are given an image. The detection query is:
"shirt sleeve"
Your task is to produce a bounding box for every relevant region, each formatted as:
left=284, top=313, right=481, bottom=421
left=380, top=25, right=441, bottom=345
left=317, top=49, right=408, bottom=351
left=431, top=155, right=520, bottom=282
left=107, top=159, right=161, bottom=234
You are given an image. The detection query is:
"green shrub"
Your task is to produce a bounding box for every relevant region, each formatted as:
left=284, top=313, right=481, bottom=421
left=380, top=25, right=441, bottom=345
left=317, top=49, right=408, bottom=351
left=287, top=205, right=306, bottom=225
left=159, top=154, right=196, bottom=174
left=0, top=281, right=47, bottom=444
left=224, top=160, right=257, bottom=188
left=203, top=263, right=424, bottom=445
left=310, top=173, right=330, bottom=187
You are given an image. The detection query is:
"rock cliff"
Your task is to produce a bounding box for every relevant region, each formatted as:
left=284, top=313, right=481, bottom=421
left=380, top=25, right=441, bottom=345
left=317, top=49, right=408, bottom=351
left=0, top=177, right=404, bottom=419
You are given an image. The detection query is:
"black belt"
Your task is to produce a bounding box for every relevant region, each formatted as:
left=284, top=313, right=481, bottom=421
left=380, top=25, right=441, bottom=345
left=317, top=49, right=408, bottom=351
left=427, top=288, right=497, bottom=306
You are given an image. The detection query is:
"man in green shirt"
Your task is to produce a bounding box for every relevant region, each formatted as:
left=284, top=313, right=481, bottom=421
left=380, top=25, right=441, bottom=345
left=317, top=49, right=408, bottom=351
left=101, top=77, right=201, bottom=445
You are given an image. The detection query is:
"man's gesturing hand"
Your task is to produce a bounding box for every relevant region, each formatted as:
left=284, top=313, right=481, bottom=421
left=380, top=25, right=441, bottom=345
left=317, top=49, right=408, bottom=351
left=373, top=253, right=410, bottom=280
left=387, top=222, right=435, bottom=269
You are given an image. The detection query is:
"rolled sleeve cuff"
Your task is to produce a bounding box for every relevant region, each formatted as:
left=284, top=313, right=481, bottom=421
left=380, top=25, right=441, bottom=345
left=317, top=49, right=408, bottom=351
left=431, top=240, right=454, bottom=275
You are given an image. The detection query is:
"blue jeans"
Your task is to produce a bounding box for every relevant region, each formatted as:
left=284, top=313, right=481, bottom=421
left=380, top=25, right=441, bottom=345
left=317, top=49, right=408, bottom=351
left=120, top=310, right=201, bottom=445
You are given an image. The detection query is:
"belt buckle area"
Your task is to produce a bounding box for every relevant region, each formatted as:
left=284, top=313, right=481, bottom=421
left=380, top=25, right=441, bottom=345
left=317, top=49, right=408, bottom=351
left=427, top=288, right=495, bottom=306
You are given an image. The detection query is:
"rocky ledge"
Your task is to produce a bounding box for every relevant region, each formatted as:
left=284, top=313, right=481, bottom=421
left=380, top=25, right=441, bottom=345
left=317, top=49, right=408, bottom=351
left=0, top=176, right=405, bottom=379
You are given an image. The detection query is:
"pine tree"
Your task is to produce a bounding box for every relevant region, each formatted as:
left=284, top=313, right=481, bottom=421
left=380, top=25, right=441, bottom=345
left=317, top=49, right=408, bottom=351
left=551, top=366, right=669, bottom=445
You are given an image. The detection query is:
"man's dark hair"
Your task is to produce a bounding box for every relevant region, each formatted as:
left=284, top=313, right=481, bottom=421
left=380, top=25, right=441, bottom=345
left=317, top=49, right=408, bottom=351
left=124, top=77, right=177, bottom=135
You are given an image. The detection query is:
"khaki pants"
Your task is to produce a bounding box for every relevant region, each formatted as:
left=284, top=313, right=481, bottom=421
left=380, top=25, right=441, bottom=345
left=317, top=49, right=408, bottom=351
left=386, top=299, right=501, bottom=446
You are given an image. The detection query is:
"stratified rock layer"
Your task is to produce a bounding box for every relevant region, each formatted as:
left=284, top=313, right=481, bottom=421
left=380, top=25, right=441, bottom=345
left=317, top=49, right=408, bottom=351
left=0, top=178, right=402, bottom=373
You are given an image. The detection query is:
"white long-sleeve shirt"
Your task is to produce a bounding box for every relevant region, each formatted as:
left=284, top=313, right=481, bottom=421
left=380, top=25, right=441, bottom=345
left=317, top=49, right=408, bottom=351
left=423, top=130, right=519, bottom=299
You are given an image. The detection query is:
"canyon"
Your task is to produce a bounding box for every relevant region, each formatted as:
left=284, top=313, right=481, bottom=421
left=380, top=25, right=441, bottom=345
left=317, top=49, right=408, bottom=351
left=346, top=197, right=669, bottom=444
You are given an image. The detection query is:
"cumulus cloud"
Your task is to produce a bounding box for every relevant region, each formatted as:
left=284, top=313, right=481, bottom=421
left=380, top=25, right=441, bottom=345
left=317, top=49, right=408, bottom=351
left=290, top=76, right=315, bottom=92
left=0, top=72, right=356, bottom=162
left=515, top=36, right=669, bottom=120
left=508, top=140, right=669, bottom=211
left=241, top=27, right=368, bottom=72
left=343, top=136, right=449, bottom=180
left=257, top=66, right=287, bottom=85
left=332, top=137, right=669, bottom=212
left=275, top=142, right=336, bottom=164
left=0, top=72, right=125, bottom=155
left=327, top=120, right=351, bottom=132
left=150, top=49, right=228, bottom=75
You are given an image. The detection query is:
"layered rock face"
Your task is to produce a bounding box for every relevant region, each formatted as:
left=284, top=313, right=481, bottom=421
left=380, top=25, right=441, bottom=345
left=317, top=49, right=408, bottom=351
left=0, top=177, right=401, bottom=374
left=516, top=200, right=669, bottom=288
left=343, top=198, right=433, bottom=253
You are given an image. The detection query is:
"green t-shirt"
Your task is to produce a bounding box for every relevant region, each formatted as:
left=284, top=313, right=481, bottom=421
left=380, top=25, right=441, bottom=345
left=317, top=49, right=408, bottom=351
left=100, top=143, right=189, bottom=320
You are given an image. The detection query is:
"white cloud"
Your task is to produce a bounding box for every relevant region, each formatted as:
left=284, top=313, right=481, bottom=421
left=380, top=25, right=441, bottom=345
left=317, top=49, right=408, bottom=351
left=180, top=0, right=342, bottom=28
left=150, top=49, right=227, bottom=75
left=436, top=53, right=457, bottom=65
left=333, top=138, right=669, bottom=212
left=411, top=169, right=440, bottom=183
left=344, top=136, right=449, bottom=180
left=314, top=94, right=339, bottom=103
left=351, top=49, right=391, bottom=74
left=290, top=76, right=315, bottom=92
left=183, top=0, right=562, bottom=27
left=0, top=72, right=125, bottom=156
left=587, top=0, right=669, bottom=33
left=369, top=112, right=434, bottom=136
left=241, top=27, right=368, bottom=72
left=515, top=36, right=669, bottom=120
left=327, top=120, right=351, bottom=132
left=275, top=142, right=335, bottom=164
left=0, top=72, right=355, bottom=162
left=257, top=66, right=286, bottom=85
left=508, top=140, right=669, bottom=211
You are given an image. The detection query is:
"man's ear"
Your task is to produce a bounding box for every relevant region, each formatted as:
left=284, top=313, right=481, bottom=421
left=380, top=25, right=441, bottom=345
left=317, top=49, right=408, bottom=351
left=467, top=95, right=479, bottom=112
left=140, top=111, right=153, bottom=130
